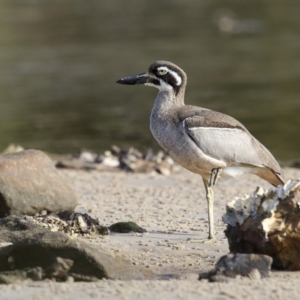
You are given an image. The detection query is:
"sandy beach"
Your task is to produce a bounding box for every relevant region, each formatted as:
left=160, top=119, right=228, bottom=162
left=1, top=166, right=300, bottom=299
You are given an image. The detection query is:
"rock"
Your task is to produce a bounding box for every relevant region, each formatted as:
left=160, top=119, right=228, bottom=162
left=0, top=216, right=148, bottom=283
left=283, top=160, right=300, bottom=169
left=199, top=253, right=272, bottom=282
left=1, top=144, right=24, bottom=154
left=291, top=161, right=300, bottom=168
left=0, top=257, right=98, bottom=284
left=223, top=179, right=300, bottom=270
left=23, top=211, right=109, bottom=236
left=109, top=221, right=147, bottom=233
left=56, top=145, right=178, bottom=175
left=0, top=266, right=48, bottom=284
left=55, top=159, right=96, bottom=170
left=0, top=150, right=77, bottom=217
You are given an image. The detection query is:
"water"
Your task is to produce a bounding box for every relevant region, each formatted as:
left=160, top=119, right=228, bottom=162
left=0, top=0, right=299, bottom=161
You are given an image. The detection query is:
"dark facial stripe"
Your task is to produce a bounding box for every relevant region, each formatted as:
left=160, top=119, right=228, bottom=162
left=163, top=73, right=181, bottom=94
left=148, top=63, right=184, bottom=95
left=149, top=78, right=160, bottom=86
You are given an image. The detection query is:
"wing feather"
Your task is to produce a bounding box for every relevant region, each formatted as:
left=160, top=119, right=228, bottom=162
left=183, top=115, right=281, bottom=172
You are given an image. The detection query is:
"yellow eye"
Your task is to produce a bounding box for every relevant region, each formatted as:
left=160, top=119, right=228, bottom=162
left=157, top=69, right=168, bottom=76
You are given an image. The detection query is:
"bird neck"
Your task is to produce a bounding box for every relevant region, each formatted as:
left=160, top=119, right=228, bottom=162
left=153, top=88, right=186, bottom=113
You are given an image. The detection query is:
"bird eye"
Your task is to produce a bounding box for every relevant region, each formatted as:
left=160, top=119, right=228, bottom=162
left=157, top=69, right=168, bottom=76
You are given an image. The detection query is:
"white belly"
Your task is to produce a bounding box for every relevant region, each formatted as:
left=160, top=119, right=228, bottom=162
left=221, top=166, right=258, bottom=179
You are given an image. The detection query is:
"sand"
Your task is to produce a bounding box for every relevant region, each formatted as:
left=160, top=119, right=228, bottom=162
left=1, top=167, right=300, bottom=299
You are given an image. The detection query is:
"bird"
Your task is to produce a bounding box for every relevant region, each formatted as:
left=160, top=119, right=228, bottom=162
left=116, top=61, right=285, bottom=240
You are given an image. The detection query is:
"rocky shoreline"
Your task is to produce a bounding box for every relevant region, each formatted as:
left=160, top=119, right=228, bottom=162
left=0, top=148, right=300, bottom=299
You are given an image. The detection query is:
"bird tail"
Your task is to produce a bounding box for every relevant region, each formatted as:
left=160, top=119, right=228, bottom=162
left=257, top=165, right=285, bottom=187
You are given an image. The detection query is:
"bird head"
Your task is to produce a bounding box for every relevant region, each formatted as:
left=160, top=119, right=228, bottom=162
left=116, top=61, right=187, bottom=95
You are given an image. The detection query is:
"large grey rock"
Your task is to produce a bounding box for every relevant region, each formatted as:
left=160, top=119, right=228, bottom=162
left=0, top=150, right=77, bottom=217
left=0, top=216, right=148, bottom=282
left=199, top=253, right=272, bottom=282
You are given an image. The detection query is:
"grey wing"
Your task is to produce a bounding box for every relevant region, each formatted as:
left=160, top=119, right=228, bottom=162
left=183, top=115, right=279, bottom=170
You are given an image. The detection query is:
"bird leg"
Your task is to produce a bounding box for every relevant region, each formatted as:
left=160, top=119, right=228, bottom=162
left=209, top=168, right=222, bottom=186
left=203, top=178, right=215, bottom=240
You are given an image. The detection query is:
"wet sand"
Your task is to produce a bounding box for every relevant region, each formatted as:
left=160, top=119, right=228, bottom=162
left=1, top=167, right=300, bottom=299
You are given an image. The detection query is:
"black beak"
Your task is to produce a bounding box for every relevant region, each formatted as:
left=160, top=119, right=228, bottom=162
left=116, top=72, right=149, bottom=85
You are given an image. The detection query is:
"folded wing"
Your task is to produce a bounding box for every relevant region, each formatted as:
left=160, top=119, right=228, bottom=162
left=181, top=109, right=284, bottom=185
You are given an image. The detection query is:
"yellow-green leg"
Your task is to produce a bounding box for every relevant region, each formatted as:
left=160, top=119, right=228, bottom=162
left=203, top=178, right=215, bottom=240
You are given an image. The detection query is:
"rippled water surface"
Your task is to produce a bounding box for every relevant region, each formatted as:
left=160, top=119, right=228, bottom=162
left=0, top=0, right=299, bottom=161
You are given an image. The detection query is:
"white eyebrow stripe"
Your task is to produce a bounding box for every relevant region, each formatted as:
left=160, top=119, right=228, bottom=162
left=157, top=66, right=182, bottom=86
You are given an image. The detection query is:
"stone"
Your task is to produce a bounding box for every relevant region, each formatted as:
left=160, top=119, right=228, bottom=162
left=56, top=145, right=178, bottom=175
left=0, top=216, right=148, bottom=283
left=18, top=211, right=109, bottom=236
left=199, top=253, right=272, bottom=282
left=0, top=150, right=77, bottom=217
left=109, top=221, right=147, bottom=233
left=223, top=179, right=300, bottom=270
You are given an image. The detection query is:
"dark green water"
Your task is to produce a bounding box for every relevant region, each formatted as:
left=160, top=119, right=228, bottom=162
left=0, top=0, right=299, bottom=161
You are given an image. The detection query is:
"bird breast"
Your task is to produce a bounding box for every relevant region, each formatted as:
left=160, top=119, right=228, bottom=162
left=150, top=112, right=222, bottom=178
